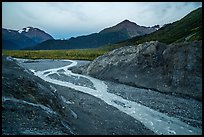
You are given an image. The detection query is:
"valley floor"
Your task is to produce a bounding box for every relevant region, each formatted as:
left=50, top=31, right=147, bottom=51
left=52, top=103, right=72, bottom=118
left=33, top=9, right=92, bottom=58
left=2, top=56, right=202, bottom=135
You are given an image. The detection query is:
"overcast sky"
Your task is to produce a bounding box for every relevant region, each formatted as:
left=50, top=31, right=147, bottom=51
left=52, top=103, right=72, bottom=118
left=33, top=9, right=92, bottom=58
left=2, top=2, right=202, bottom=39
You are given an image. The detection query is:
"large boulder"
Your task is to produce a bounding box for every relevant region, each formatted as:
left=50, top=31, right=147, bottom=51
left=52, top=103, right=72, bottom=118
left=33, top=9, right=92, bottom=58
left=85, top=41, right=202, bottom=101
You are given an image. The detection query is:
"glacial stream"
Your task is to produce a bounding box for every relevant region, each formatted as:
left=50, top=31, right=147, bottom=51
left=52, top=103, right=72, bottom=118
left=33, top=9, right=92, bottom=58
left=15, top=58, right=202, bottom=135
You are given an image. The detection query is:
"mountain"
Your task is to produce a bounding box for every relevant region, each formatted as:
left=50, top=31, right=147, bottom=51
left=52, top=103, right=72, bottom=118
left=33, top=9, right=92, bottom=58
left=100, top=19, right=156, bottom=38
left=18, top=27, right=54, bottom=43
left=27, top=20, right=157, bottom=50
left=108, top=7, right=202, bottom=49
left=2, top=27, right=54, bottom=50
left=2, top=28, right=37, bottom=50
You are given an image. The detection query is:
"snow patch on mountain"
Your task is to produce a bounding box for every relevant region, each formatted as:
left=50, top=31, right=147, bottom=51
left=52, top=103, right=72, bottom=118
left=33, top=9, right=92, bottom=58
left=25, top=27, right=30, bottom=32
left=18, top=29, right=24, bottom=33
left=18, top=27, right=31, bottom=34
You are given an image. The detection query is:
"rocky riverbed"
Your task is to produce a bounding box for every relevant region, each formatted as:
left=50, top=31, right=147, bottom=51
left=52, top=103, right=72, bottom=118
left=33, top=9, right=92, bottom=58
left=2, top=56, right=156, bottom=135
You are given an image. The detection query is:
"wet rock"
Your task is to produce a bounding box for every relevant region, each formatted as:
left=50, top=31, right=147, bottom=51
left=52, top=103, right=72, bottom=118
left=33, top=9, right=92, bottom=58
left=84, top=41, right=202, bottom=101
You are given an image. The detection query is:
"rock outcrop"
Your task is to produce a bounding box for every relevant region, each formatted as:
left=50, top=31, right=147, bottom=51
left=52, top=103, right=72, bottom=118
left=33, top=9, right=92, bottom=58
left=2, top=56, right=75, bottom=135
left=84, top=41, right=202, bottom=101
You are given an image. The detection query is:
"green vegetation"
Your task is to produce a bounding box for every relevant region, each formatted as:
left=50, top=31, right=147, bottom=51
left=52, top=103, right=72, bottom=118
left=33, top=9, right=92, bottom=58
left=2, top=8, right=202, bottom=60
left=2, top=49, right=109, bottom=61
left=107, top=7, right=202, bottom=48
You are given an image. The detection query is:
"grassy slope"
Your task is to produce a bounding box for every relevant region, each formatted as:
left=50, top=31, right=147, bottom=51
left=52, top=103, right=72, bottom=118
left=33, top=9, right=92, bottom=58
left=105, top=7, right=202, bottom=49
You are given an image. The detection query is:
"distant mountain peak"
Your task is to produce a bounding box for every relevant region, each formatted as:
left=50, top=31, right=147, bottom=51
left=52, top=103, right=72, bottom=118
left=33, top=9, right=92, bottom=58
left=120, top=19, right=133, bottom=24
left=16, top=26, right=54, bottom=43
left=123, top=19, right=130, bottom=22
left=18, top=27, right=32, bottom=33
left=100, top=19, right=156, bottom=38
left=18, top=26, right=40, bottom=33
left=117, top=19, right=138, bottom=26
left=3, top=27, right=54, bottom=50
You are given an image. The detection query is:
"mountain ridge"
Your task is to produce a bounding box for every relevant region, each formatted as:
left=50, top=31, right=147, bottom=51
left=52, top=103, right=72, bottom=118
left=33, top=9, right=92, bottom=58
left=2, top=27, right=54, bottom=50
left=27, top=19, right=157, bottom=50
left=100, top=19, right=156, bottom=38
left=18, top=27, right=54, bottom=43
left=2, top=28, right=37, bottom=50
